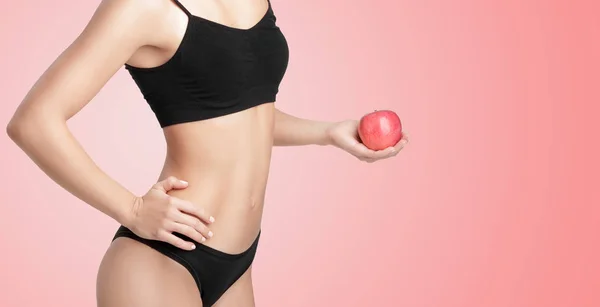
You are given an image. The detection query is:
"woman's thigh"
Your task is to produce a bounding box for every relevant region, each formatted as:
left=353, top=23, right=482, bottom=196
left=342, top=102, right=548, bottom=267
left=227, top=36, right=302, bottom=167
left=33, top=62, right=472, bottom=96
left=96, top=237, right=202, bottom=307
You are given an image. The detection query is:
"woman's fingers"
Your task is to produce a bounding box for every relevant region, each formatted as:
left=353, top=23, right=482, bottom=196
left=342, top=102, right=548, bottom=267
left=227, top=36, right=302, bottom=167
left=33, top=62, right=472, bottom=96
left=386, top=135, right=409, bottom=157
left=168, top=222, right=208, bottom=245
left=164, top=196, right=214, bottom=243
left=173, top=197, right=215, bottom=224
left=393, top=133, right=409, bottom=152
left=172, top=209, right=213, bottom=240
left=353, top=132, right=409, bottom=161
left=156, top=230, right=196, bottom=251
left=351, top=142, right=394, bottom=161
left=153, top=176, right=189, bottom=193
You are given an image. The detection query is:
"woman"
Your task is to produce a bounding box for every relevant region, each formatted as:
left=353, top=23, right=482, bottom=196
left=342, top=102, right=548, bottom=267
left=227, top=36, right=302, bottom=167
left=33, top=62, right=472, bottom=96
left=6, top=0, right=408, bottom=306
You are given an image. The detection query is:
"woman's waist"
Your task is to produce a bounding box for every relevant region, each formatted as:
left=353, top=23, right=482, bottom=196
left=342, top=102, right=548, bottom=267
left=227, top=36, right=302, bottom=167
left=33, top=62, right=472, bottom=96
left=160, top=155, right=271, bottom=201
left=161, top=168, right=269, bottom=211
left=159, top=167, right=268, bottom=254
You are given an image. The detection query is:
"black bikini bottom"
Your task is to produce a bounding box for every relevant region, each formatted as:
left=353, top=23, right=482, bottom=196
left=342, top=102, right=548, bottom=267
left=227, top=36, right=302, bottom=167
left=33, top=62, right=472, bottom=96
left=113, top=226, right=260, bottom=306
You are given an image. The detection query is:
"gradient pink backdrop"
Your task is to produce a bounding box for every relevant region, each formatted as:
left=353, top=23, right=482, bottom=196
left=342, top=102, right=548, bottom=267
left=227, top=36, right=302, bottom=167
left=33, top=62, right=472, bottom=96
left=1, top=0, right=599, bottom=306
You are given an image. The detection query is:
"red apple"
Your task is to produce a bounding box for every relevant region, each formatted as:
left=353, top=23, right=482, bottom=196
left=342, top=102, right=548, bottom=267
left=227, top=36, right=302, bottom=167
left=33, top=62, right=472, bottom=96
left=358, top=110, right=403, bottom=150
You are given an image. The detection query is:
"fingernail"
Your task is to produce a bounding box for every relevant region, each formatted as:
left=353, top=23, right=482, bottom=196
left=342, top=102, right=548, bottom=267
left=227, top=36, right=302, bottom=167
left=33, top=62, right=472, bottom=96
left=191, top=244, right=196, bottom=249
left=208, top=231, right=213, bottom=237
left=209, top=216, right=215, bottom=223
left=201, top=237, right=206, bottom=242
left=180, top=180, right=188, bottom=184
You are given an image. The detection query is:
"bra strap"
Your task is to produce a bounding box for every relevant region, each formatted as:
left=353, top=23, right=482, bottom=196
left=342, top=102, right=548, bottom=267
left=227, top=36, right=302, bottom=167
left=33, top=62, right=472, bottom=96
left=171, top=0, right=192, bottom=16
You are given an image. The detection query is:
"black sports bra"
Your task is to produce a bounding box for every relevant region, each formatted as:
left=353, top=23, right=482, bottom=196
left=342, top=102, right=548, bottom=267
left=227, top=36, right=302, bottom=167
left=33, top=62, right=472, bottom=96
left=125, top=0, right=289, bottom=128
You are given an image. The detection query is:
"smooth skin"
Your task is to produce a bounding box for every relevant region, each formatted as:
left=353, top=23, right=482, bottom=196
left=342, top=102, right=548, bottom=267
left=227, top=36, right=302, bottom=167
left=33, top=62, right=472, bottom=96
left=6, top=0, right=409, bottom=306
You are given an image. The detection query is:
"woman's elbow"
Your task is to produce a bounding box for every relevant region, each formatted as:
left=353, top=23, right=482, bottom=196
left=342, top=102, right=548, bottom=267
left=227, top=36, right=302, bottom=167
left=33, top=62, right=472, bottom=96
left=6, top=112, right=53, bottom=146
left=6, top=116, right=26, bottom=143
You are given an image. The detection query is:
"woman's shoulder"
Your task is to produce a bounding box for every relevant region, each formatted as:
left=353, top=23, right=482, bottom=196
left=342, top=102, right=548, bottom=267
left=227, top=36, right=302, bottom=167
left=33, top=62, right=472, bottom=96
left=97, top=0, right=169, bottom=21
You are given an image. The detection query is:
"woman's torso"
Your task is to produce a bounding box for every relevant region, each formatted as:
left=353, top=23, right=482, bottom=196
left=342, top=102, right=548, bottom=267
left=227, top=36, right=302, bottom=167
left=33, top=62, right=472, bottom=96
left=124, top=0, right=288, bottom=253
left=160, top=102, right=274, bottom=254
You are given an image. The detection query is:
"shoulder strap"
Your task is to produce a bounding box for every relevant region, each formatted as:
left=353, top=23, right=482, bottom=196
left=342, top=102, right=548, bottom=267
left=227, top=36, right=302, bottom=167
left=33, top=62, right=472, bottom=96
left=171, top=0, right=192, bottom=16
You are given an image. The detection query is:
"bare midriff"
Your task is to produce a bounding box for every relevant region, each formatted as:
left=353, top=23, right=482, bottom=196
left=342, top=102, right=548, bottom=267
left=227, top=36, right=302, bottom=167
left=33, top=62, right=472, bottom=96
left=158, top=102, right=275, bottom=254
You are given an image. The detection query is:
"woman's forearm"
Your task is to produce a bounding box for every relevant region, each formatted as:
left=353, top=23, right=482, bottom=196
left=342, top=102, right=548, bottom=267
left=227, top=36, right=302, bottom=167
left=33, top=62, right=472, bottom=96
left=273, top=108, right=334, bottom=146
left=7, top=114, right=137, bottom=226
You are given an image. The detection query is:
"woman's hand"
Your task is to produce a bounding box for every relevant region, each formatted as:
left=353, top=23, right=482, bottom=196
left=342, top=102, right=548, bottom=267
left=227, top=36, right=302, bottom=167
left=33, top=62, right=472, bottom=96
left=124, top=176, right=215, bottom=251
left=326, top=119, right=409, bottom=163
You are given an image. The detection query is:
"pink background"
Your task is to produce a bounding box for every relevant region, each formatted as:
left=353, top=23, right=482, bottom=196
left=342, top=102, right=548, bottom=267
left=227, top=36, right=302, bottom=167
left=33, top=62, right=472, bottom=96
left=1, top=0, right=599, bottom=306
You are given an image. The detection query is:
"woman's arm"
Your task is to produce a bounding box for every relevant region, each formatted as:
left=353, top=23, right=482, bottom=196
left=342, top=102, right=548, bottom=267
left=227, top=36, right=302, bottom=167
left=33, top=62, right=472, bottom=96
left=273, top=108, right=335, bottom=146
left=6, top=0, right=168, bottom=226
left=274, top=108, right=409, bottom=162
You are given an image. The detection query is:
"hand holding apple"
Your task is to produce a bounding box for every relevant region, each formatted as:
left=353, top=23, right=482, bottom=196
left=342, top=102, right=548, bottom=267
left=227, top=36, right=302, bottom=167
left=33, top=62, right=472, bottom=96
left=326, top=110, right=408, bottom=163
